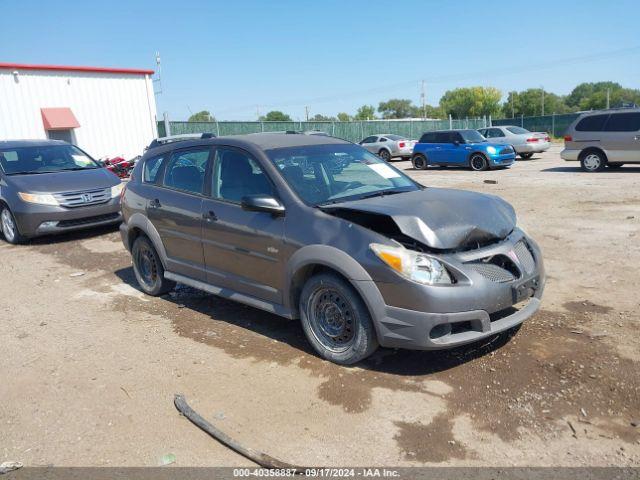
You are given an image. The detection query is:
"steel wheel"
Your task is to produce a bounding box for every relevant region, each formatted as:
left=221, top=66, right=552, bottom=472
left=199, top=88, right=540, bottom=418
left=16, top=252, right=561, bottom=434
left=378, top=149, right=391, bottom=162
left=470, top=154, right=488, bottom=171
left=1, top=208, right=18, bottom=243
left=307, top=287, right=356, bottom=353
left=134, top=241, right=159, bottom=290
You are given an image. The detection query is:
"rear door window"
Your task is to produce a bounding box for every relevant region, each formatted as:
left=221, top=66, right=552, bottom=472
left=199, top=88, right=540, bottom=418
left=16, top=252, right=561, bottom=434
left=434, top=132, right=450, bottom=143
left=163, top=148, right=210, bottom=195
left=603, top=112, right=640, bottom=132
left=419, top=132, right=436, bottom=143
left=486, top=128, right=504, bottom=138
left=575, top=114, right=609, bottom=132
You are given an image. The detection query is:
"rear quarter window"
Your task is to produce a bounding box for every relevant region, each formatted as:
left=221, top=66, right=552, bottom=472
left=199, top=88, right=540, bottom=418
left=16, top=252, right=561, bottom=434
left=604, top=112, right=640, bottom=132
left=143, top=155, right=164, bottom=183
left=575, top=114, right=609, bottom=132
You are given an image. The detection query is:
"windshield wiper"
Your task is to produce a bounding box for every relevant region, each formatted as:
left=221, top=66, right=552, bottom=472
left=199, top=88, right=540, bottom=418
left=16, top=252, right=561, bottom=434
left=61, top=166, right=99, bottom=171
left=358, top=189, right=408, bottom=200
left=5, top=170, right=51, bottom=175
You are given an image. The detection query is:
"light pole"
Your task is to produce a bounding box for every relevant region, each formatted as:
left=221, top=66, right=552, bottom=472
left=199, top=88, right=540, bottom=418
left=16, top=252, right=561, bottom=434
left=541, top=86, right=545, bottom=116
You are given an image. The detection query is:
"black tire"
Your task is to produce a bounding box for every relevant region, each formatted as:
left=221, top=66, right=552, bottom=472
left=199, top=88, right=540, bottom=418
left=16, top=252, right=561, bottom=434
left=608, top=162, right=624, bottom=169
left=412, top=154, right=429, bottom=170
left=131, top=236, right=175, bottom=296
left=299, top=272, right=378, bottom=365
left=519, top=152, right=533, bottom=159
left=580, top=149, right=607, bottom=172
left=1, top=206, right=26, bottom=245
left=469, top=153, right=489, bottom=171
left=378, top=149, right=391, bottom=162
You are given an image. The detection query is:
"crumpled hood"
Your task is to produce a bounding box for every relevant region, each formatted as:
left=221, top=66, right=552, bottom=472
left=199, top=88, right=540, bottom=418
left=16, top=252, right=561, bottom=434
left=326, top=188, right=517, bottom=250
left=6, top=168, right=119, bottom=193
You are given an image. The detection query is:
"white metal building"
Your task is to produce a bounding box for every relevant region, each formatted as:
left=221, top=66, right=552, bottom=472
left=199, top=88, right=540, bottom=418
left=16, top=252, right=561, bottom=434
left=0, top=62, right=158, bottom=159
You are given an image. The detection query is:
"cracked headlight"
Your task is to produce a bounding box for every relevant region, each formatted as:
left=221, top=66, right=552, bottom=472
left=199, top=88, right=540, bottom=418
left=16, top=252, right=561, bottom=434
left=370, top=243, right=452, bottom=285
left=18, top=192, right=59, bottom=206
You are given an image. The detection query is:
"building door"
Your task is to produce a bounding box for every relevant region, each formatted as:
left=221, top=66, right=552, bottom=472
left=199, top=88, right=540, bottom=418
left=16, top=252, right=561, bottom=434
left=47, top=129, right=74, bottom=143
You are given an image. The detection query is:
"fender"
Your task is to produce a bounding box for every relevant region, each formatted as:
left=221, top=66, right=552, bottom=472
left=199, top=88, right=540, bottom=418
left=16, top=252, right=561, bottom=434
left=122, top=213, right=169, bottom=269
left=283, top=244, right=387, bottom=327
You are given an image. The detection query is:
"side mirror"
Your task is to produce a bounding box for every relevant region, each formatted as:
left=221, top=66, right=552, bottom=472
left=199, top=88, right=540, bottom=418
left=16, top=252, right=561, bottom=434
left=241, top=195, right=285, bottom=216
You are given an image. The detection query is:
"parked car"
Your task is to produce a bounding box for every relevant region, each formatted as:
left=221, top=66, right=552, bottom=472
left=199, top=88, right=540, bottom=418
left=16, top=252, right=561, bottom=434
left=477, top=126, right=550, bottom=159
left=412, top=130, right=516, bottom=171
left=120, top=132, right=544, bottom=365
left=0, top=140, right=123, bottom=244
left=359, top=134, right=416, bottom=161
left=561, top=108, right=640, bottom=171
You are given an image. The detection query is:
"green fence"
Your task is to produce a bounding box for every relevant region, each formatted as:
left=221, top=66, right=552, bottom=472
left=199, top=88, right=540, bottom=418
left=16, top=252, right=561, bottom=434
left=157, top=118, right=488, bottom=143
left=492, top=113, right=579, bottom=138
left=157, top=114, right=579, bottom=141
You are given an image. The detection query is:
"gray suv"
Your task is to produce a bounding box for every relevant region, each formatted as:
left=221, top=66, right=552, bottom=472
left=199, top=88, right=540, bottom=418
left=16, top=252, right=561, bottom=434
left=120, top=133, right=545, bottom=364
left=0, top=140, right=123, bottom=244
left=561, top=108, right=640, bottom=171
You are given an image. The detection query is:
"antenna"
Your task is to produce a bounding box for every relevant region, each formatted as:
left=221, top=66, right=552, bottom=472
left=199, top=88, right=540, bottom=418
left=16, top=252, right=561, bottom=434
left=153, top=51, right=163, bottom=95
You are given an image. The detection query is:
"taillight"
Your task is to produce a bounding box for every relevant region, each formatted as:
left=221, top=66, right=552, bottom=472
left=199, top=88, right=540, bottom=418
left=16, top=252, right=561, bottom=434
left=526, top=137, right=539, bottom=143
left=564, top=135, right=572, bottom=142
left=398, top=142, right=406, bottom=148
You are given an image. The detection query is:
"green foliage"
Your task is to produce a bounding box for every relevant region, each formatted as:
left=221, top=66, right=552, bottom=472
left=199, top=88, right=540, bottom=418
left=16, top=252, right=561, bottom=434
left=354, top=105, right=376, bottom=120
left=337, top=112, right=351, bottom=122
left=378, top=99, right=415, bottom=119
left=310, top=113, right=336, bottom=121
left=503, top=89, right=573, bottom=117
left=188, top=110, right=215, bottom=122
left=567, top=82, right=640, bottom=110
left=260, top=110, right=292, bottom=122
left=440, top=87, right=502, bottom=118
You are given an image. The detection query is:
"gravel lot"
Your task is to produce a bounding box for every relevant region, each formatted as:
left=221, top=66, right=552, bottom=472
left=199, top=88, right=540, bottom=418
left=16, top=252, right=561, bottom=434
left=1, top=144, right=639, bottom=467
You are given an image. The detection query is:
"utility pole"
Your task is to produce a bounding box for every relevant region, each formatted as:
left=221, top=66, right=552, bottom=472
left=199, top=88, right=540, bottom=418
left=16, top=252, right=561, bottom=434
left=420, top=80, right=426, bottom=119
left=256, top=105, right=260, bottom=120
left=541, top=86, right=545, bottom=116
left=511, top=92, right=515, bottom=118
left=304, top=106, right=309, bottom=122
left=606, top=88, right=610, bottom=109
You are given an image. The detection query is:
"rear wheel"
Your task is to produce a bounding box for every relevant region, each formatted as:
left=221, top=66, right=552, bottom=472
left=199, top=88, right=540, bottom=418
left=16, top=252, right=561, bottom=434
left=378, top=149, right=391, bottom=162
left=1, top=206, right=25, bottom=245
left=131, top=236, right=175, bottom=296
left=469, top=153, right=489, bottom=171
left=580, top=150, right=607, bottom=172
left=519, top=152, right=533, bottom=159
left=412, top=154, right=428, bottom=170
left=299, top=273, right=378, bottom=365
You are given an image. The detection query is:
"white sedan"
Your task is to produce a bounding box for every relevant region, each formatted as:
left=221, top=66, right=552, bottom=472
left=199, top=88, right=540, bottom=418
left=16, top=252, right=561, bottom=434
left=478, top=126, right=550, bottom=159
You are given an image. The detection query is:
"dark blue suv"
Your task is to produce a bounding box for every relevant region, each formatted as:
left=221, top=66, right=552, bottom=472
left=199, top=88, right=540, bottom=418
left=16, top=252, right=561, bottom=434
left=411, top=129, right=516, bottom=171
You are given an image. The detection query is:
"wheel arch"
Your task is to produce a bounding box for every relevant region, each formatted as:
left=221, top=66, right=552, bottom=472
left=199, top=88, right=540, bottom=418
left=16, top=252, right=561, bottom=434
left=579, top=146, right=608, bottom=162
left=123, top=213, right=169, bottom=269
left=467, top=151, right=489, bottom=167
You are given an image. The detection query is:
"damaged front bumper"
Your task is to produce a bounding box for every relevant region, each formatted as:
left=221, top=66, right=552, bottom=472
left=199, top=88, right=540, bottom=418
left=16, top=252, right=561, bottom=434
left=362, top=229, right=545, bottom=350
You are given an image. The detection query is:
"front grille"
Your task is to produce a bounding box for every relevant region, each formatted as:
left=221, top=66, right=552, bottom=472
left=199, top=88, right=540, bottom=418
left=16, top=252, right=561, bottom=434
left=53, top=188, right=111, bottom=208
left=499, top=147, right=513, bottom=154
left=57, top=212, right=120, bottom=228
left=468, top=262, right=516, bottom=283
left=513, top=240, right=535, bottom=274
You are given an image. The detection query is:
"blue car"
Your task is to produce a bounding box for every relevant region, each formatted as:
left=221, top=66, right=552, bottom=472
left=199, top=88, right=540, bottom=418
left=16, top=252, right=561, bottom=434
left=411, top=129, right=516, bottom=171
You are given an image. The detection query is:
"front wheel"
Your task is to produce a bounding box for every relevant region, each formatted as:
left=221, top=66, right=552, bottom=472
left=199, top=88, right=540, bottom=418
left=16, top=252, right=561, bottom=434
left=131, top=236, right=175, bottom=296
left=1, top=206, right=25, bottom=244
left=378, top=149, right=391, bottom=162
left=469, top=153, right=489, bottom=171
left=412, top=154, right=429, bottom=170
left=299, top=273, right=378, bottom=365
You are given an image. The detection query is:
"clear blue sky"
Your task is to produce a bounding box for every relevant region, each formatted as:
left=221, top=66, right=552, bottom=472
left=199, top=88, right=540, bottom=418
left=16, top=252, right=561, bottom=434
left=2, top=0, right=639, bottom=120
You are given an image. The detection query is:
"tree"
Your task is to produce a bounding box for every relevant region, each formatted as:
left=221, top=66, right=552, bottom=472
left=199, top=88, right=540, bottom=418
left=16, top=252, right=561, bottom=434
left=310, top=113, right=336, bottom=121
left=566, top=82, right=640, bottom=110
left=378, top=99, right=414, bottom=119
left=354, top=105, right=376, bottom=120
left=260, top=111, right=292, bottom=122
left=337, top=112, right=351, bottom=122
left=410, top=104, right=444, bottom=119
left=440, top=87, right=502, bottom=118
left=504, top=89, right=572, bottom=117
left=188, top=110, right=215, bottom=122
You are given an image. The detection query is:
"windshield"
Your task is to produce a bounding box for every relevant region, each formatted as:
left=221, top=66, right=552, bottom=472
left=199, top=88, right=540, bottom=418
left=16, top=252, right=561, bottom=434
left=460, top=130, right=486, bottom=143
left=506, top=126, right=530, bottom=134
left=0, top=144, right=100, bottom=175
left=267, top=144, right=420, bottom=206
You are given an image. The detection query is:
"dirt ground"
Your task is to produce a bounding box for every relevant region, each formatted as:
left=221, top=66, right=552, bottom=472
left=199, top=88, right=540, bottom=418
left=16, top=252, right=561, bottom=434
left=1, top=145, right=639, bottom=467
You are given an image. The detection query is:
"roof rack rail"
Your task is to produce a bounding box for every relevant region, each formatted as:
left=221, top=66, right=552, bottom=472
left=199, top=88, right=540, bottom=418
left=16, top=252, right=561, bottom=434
left=147, top=133, right=216, bottom=150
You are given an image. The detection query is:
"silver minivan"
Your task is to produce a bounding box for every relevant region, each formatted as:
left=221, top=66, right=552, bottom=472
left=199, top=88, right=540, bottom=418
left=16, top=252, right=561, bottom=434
left=561, top=108, right=640, bottom=171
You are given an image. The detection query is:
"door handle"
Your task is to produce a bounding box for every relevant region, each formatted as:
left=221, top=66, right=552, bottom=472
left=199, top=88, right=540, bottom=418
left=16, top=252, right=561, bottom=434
left=203, top=210, right=217, bottom=222
left=149, top=198, right=161, bottom=209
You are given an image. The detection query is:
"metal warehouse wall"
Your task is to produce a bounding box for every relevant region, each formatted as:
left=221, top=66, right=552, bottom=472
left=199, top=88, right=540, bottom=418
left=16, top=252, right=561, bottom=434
left=0, top=68, right=158, bottom=159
